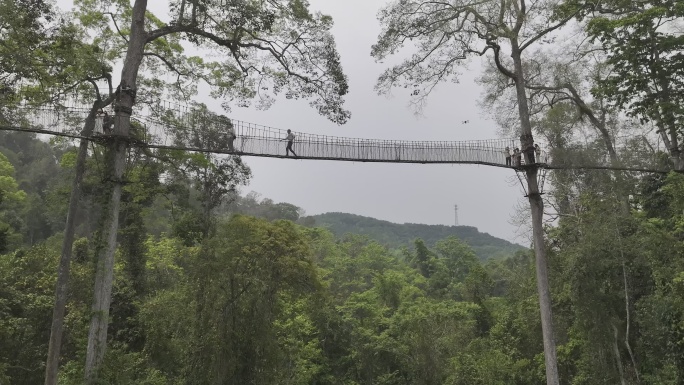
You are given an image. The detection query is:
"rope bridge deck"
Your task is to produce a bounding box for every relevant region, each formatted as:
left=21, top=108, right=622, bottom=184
left=150, top=128, right=524, bottom=168
left=0, top=105, right=664, bottom=173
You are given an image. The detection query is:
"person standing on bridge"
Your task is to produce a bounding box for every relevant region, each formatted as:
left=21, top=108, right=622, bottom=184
left=526, top=143, right=536, bottom=164
left=513, top=148, right=522, bottom=166
left=97, top=109, right=113, bottom=134
left=282, top=129, right=298, bottom=157
left=226, top=124, right=236, bottom=152
left=504, top=146, right=511, bottom=166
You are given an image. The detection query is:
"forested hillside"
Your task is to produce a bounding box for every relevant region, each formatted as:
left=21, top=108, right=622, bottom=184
left=305, top=212, right=523, bottom=261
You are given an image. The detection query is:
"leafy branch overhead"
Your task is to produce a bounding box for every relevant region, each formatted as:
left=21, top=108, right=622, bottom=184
left=564, top=0, right=684, bottom=168
left=0, top=0, right=115, bottom=105
left=75, top=0, right=350, bottom=123
left=371, top=0, right=583, bottom=112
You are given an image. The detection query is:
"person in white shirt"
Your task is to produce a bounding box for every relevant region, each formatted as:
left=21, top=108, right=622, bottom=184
left=97, top=110, right=113, bottom=134
left=281, top=129, right=297, bottom=156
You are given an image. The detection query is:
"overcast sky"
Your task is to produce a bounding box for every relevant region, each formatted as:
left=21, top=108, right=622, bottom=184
left=237, top=0, right=527, bottom=244
left=57, top=0, right=529, bottom=244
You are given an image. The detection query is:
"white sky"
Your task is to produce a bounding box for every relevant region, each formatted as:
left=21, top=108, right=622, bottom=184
left=56, top=0, right=528, bottom=244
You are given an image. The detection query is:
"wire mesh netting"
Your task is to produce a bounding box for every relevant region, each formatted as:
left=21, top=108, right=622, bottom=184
left=0, top=103, right=663, bottom=172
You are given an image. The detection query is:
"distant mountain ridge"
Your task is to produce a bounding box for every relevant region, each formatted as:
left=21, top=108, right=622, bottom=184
left=304, top=212, right=525, bottom=261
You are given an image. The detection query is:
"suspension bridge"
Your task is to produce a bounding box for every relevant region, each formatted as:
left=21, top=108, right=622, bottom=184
left=0, top=104, right=668, bottom=174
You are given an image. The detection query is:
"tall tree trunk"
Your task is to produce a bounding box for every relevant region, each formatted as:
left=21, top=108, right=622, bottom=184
left=44, top=102, right=103, bottom=385
left=612, top=324, right=627, bottom=385
left=83, top=143, right=124, bottom=383
left=656, top=77, right=683, bottom=170
left=512, top=46, right=560, bottom=385
left=83, top=1, right=148, bottom=382
left=649, top=32, right=683, bottom=170
left=617, top=229, right=640, bottom=383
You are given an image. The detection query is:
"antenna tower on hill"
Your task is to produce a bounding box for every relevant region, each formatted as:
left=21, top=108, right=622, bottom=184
left=454, top=204, right=459, bottom=226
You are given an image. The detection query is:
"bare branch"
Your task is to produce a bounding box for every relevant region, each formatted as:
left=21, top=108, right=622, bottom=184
left=520, top=7, right=584, bottom=52
left=105, top=12, right=128, bottom=44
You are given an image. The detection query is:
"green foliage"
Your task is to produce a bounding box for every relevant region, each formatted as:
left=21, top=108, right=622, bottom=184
left=226, top=191, right=304, bottom=222
left=539, top=167, right=684, bottom=384
left=0, top=131, right=85, bottom=247
left=0, top=152, right=26, bottom=252
left=0, top=154, right=25, bottom=202
left=582, top=1, right=684, bottom=119
left=4, top=133, right=684, bottom=385
left=72, top=0, right=350, bottom=122
left=148, top=216, right=322, bottom=384
left=564, top=0, right=684, bottom=168
left=0, top=0, right=117, bottom=108
left=0, top=153, right=26, bottom=205
left=0, top=0, right=55, bottom=92
left=8, top=187, right=684, bottom=384
left=413, top=239, right=434, bottom=277
left=0, top=246, right=58, bottom=384
left=160, top=105, right=252, bottom=239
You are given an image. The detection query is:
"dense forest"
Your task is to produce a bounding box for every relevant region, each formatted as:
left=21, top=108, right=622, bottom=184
left=0, top=129, right=526, bottom=384
left=2, top=0, right=684, bottom=384
left=2, top=131, right=684, bottom=384
left=304, top=213, right=523, bottom=261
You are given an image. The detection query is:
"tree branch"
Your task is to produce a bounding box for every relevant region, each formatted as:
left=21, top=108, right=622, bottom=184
left=183, top=26, right=314, bottom=85
left=489, top=40, right=516, bottom=79
left=513, top=0, right=526, bottom=34
left=105, top=72, right=113, bottom=97
left=143, top=52, right=189, bottom=77
left=177, top=0, right=186, bottom=25
left=146, top=21, right=197, bottom=43
left=105, top=12, right=129, bottom=44
left=86, top=78, right=101, bottom=101
left=520, top=6, right=585, bottom=52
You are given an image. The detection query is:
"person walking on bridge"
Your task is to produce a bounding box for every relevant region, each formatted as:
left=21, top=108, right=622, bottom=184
left=282, top=129, right=298, bottom=157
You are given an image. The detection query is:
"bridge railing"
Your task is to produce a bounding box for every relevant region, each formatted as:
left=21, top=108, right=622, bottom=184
left=0, top=104, right=568, bottom=168
left=125, top=111, right=522, bottom=165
